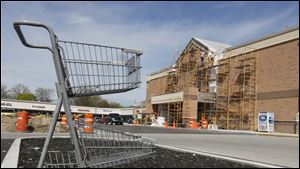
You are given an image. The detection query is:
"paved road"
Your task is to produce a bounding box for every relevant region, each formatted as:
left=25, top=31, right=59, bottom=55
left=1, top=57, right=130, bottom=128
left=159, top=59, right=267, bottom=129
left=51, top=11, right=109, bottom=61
left=140, top=134, right=299, bottom=168
left=1, top=125, right=299, bottom=168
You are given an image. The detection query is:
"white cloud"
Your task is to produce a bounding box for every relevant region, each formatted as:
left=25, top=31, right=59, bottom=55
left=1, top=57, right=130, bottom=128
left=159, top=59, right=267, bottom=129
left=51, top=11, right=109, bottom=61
left=1, top=2, right=298, bottom=106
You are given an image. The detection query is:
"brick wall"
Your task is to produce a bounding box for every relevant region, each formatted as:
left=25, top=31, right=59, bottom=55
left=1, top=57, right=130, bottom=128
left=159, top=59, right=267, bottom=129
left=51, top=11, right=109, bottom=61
left=145, top=76, right=168, bottom=114
left=274, top=121, right=298, bottom=134
left=145, top=36, right=299, bottom=132
left=257, top=40, right=299, bottom=93
left=256, top=39, right=299, bottom=132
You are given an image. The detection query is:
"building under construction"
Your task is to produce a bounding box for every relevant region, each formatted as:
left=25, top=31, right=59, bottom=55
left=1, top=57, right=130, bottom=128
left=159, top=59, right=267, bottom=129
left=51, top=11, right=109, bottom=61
left=145, top=27, right=299, bottom=133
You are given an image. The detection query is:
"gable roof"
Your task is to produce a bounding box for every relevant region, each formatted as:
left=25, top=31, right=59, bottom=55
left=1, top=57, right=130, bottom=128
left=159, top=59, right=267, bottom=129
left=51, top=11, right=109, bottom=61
left=193, top=37, right=231, bottom=53
left=225, top=26, right=299, bottom=52
left=175, top=37, right=231, bottom=64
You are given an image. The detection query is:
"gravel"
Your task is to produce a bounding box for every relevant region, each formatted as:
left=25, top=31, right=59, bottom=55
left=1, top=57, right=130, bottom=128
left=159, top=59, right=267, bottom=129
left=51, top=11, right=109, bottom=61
left=18, top=138, right=256, bottom=168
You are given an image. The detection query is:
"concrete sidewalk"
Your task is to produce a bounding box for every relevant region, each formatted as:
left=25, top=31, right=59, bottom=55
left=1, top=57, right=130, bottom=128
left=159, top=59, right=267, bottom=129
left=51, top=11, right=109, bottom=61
left=1, top=132, right=69, bottom=139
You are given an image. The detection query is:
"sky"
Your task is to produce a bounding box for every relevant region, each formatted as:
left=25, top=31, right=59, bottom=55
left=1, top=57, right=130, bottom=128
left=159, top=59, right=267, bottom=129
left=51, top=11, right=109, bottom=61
left=1, top=1, right=299, bottom=106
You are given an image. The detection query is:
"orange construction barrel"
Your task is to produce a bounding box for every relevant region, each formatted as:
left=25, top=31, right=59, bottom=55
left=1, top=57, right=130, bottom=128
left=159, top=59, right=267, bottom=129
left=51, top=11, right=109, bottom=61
left=84, top=113, right=94, bottom=125
left=189, top=119, right=199, bottom=129
left=61, top=115, right=68, bottom=127
left=83, top=113, right=94, bottom=133
left=83, top=125, right=93, bottom=133
left=201, top=118, right=208, bottom=129
left=16, top=111, right=29, bottom=132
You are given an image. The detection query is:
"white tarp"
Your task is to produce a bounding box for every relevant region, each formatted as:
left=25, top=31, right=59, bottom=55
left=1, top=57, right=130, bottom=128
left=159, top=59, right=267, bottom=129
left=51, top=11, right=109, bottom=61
left=151, top=116, right=165, bottom=127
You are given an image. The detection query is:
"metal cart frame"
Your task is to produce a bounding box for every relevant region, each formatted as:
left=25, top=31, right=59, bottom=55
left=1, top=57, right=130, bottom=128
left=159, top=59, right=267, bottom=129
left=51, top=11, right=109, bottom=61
left=13, top=20, right=145, bottom=168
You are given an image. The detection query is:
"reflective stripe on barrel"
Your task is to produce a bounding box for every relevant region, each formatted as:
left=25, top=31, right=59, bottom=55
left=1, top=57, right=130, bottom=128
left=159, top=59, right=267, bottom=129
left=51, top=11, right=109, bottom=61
left=61, top=115, right=67, bottom=126
left=16, top=111, right=28, bottom=132
left=84, top=113, right=94, bottom=133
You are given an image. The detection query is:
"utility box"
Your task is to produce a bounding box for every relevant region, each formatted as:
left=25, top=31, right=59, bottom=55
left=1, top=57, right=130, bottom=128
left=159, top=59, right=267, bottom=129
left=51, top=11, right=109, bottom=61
left=258, top=112, right=274, bottom=132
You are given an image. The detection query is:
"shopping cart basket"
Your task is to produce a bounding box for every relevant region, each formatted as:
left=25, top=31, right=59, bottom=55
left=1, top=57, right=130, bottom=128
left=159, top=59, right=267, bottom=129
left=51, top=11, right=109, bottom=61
left=13, top=20, right=153, bottom=168
left=43, top=125, right=154, bottom=168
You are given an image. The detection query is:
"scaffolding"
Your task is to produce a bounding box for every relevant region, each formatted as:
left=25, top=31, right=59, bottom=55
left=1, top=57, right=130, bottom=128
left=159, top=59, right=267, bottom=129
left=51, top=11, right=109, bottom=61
left=177, top=45, right=197, bottom=126
left=215, top=56, right=230, bottom=129
left=215, top=47, right=258, bottom=130
left=165, top=70, right=177, bottom=94
left=163, top=44, right=202, bottom=126
left=159, top=41, right=259, bottom=130
left=168, top=102, right=183, bottom=127
left=163, top=43, right=216, bottom=127
left=238, top=49, right=258, bottom=130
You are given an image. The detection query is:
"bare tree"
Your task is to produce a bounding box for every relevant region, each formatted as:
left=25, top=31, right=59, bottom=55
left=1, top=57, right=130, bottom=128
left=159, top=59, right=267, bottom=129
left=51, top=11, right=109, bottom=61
left=1, top=83, right=10, bottom=99
left=9, top=83, right=30, bottom=99
left=35, top=87, right=53, bottom=102
left=73, top=95, right=124, bottom=108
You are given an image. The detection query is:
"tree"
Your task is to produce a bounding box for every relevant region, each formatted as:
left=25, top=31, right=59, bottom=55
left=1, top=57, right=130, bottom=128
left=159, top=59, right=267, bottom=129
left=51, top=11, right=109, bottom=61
left=1, top=83, right=10, bottom=99
left=10, top=83, right=30, bottom=99
left=109, top=101, right=123, bottom=108
left=73, top=95, right=124, bottom=108
left=16, top=93, right=37, bottom=101
left=74, top=96, right=102, bottom=107
left=35, top=87, right=53, bottom=102
left=98, top=99, right=110, bottom=108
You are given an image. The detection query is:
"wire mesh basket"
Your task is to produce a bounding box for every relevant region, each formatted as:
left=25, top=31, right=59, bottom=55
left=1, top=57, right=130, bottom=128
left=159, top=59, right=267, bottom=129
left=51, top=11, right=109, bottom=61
left=44, top=151, right=78, bottom=168
left=44, top=125, right=155, bottom=168
left=13, top=20, right=150, bottom=168
left=58, top=40, right=142, bottom=97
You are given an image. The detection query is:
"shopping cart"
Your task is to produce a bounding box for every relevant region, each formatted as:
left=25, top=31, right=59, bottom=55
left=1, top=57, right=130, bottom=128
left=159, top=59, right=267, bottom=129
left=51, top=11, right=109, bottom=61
left=13, top=20, right=153, bottom=168
left=43, top=125, right=155, bottom=168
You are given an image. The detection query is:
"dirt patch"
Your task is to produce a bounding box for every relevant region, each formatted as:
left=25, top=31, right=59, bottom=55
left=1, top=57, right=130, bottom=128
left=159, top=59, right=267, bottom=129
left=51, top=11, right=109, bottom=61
left=1, top=114, right=68, bottom=133
left=1, top=114, right=17, bottom=132
left=18, top=138, right=257, bottom=168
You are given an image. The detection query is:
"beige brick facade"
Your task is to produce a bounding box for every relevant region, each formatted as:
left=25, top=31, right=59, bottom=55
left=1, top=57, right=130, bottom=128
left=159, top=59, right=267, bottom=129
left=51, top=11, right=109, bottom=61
left=145, top=28, right=299, bottom=133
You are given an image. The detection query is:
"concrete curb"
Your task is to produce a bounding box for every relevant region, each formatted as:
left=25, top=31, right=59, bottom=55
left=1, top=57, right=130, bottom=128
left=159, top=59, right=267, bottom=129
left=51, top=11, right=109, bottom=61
left=155, top=144, right=286, bottom=168
left=1, top=138, right=21, bottom=168
left=205, top=129, right=299, bottom=138
left=256, top=132, right=299, bottom=138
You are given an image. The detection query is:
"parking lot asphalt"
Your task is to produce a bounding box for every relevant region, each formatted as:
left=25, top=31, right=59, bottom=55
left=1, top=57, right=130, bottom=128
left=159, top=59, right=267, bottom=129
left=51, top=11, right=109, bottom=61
left=1, top=125, right=299, bottom=167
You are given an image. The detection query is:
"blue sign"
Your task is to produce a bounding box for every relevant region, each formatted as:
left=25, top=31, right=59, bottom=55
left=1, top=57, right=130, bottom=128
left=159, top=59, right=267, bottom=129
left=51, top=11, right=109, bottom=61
left=259, top=115, right=267, bottom=122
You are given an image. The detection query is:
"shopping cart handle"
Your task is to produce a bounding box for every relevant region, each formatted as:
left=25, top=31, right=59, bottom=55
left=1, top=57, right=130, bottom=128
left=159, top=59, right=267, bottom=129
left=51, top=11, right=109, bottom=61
left=13, top=20, right=55, bottom=51
left=123, top=48, right=143, bottom=56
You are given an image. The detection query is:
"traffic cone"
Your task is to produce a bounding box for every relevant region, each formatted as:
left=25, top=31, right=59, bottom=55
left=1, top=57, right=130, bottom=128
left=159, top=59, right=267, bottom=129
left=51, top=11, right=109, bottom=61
left=164, top=121, right=168, bottom=128
left=191, top=121, right=199, bottom=129
left=172, top=121, right=176, bottom=128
